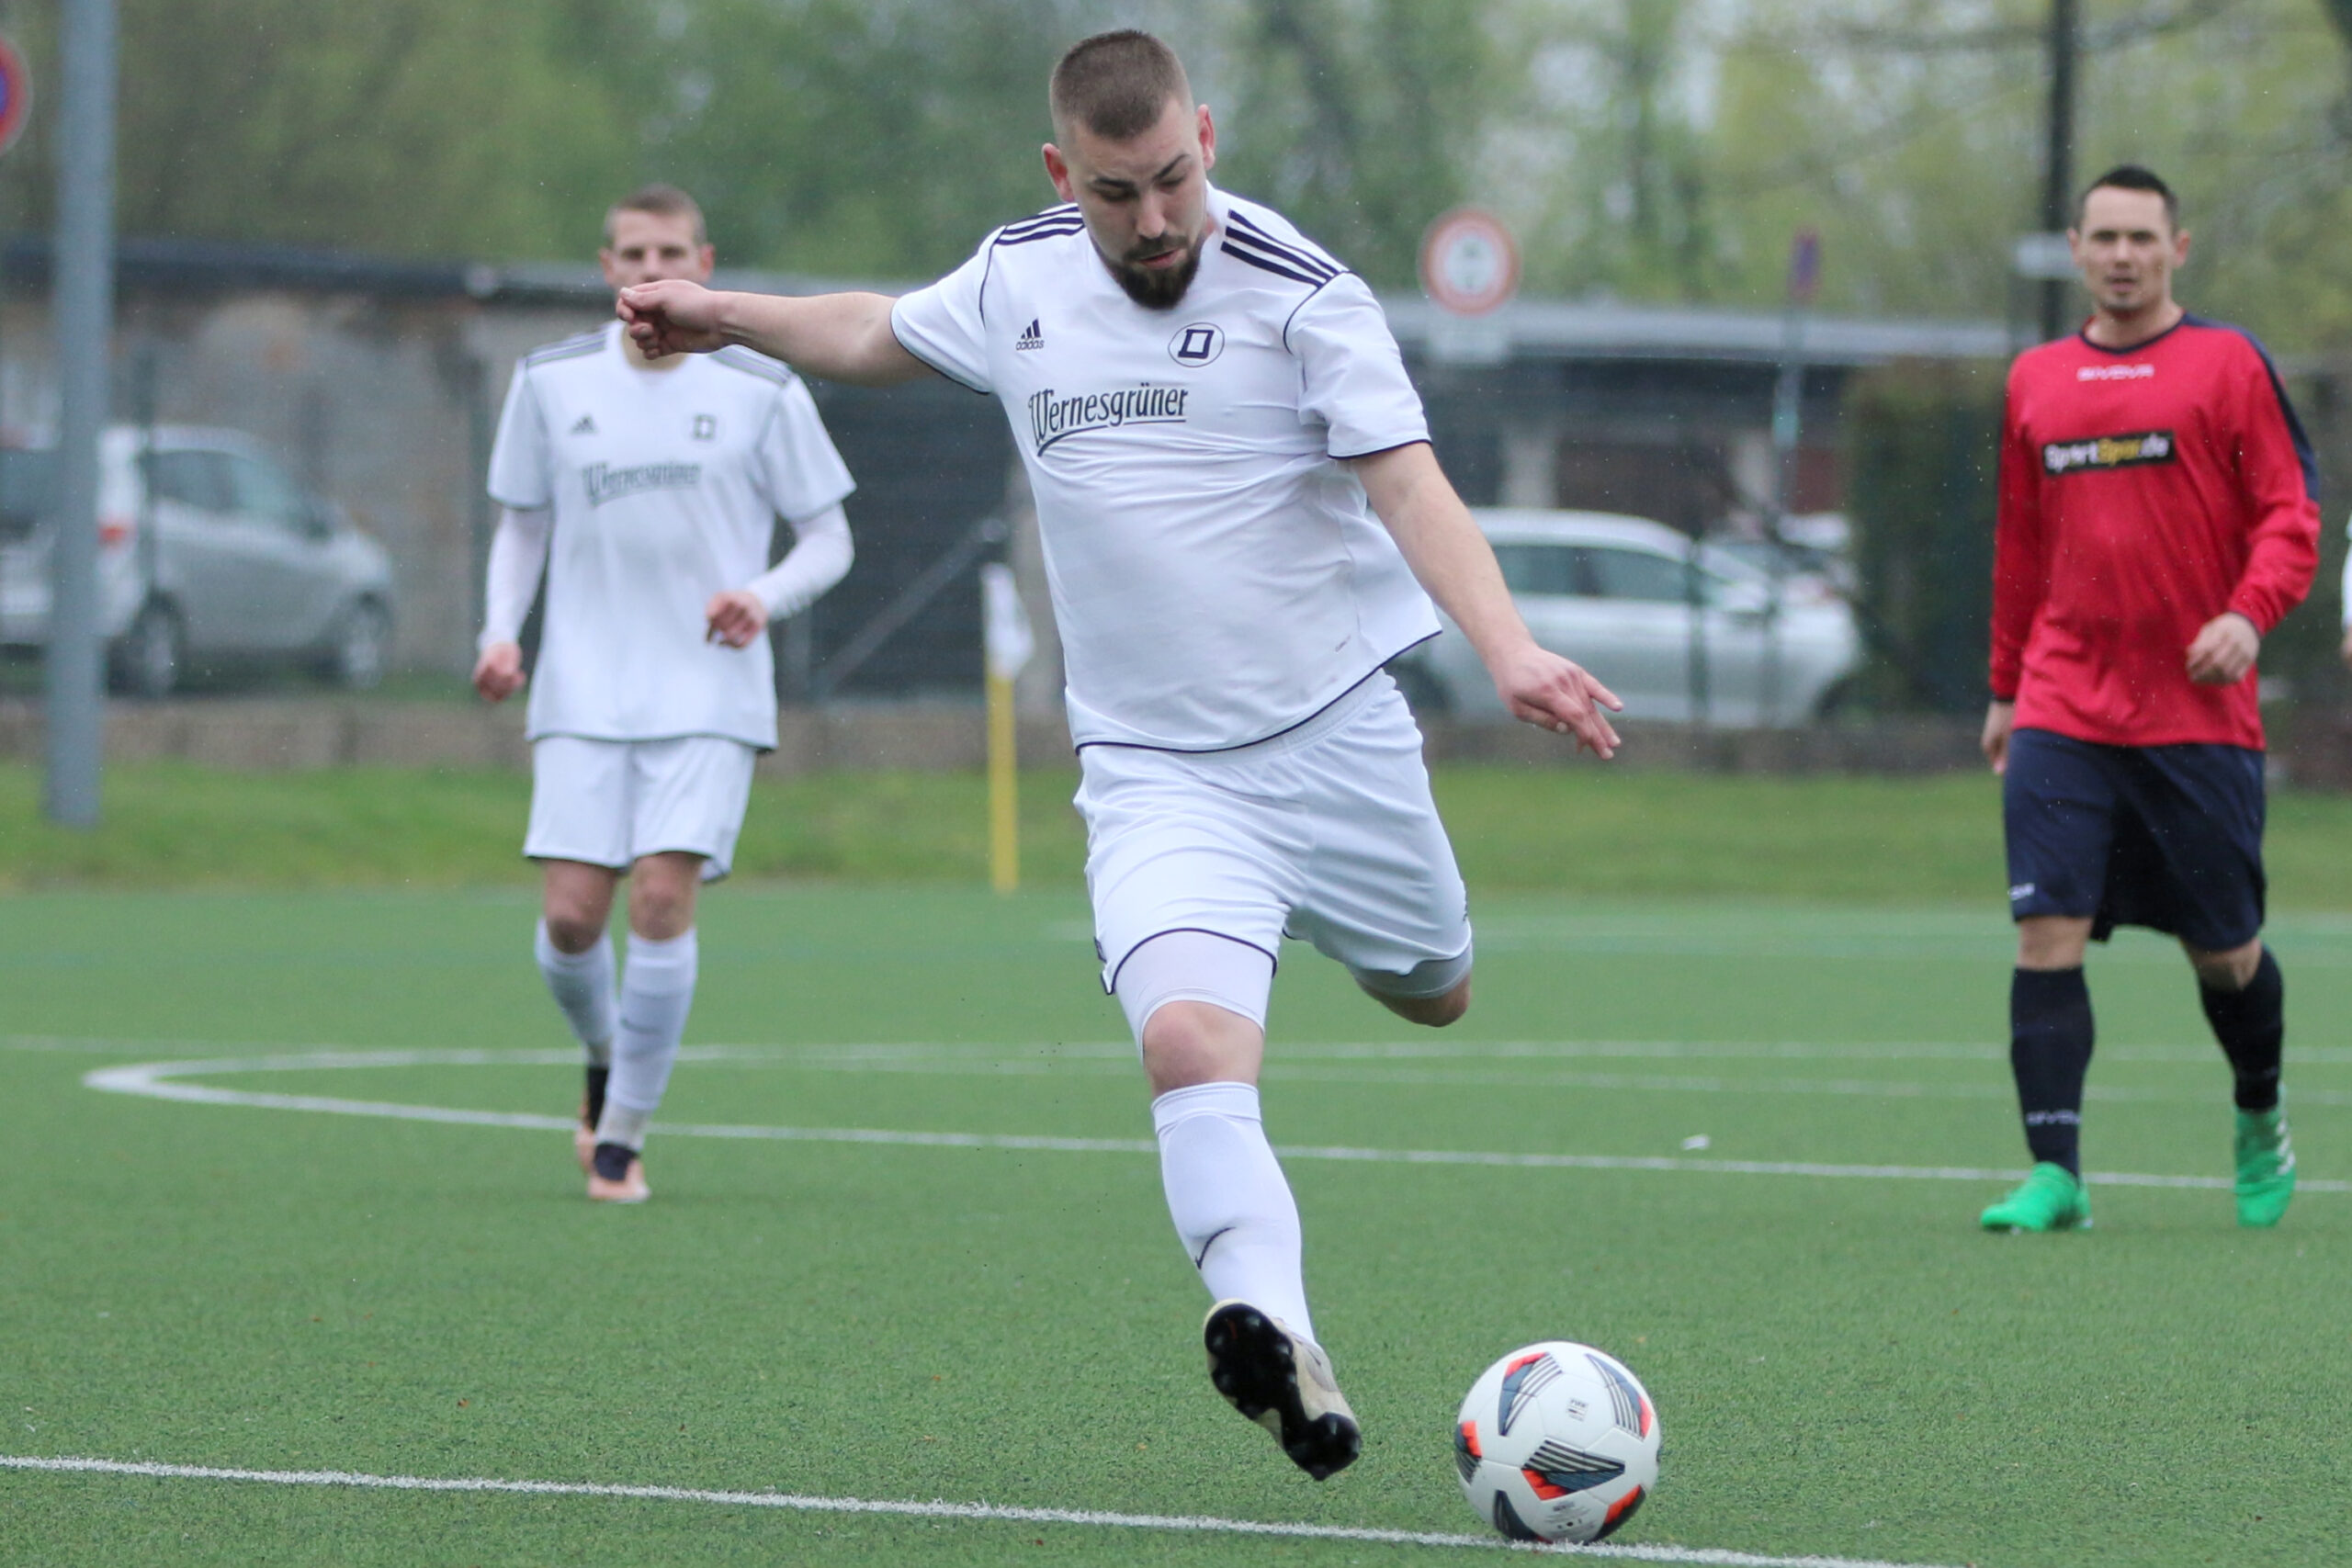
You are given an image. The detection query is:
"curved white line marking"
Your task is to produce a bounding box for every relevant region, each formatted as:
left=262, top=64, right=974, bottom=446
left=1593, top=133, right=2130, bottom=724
left=80, top=1050, right=2347, bottom=1194
left=0, top=1455, right=1962, bottom=1567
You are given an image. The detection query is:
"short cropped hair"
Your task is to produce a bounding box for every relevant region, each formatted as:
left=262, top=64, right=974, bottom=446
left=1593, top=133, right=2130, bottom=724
left=2077, top=164, right=2178, bottom=231
left=1049, top=29, right=1191, bottom=141
left=604, top=183, right=707, bottom=247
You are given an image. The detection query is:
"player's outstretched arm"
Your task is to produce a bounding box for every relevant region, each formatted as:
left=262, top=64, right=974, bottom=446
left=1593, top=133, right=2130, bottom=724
left=616, top=281, right=930, bottom=388
left=1352, top=442, right=1622, bottom=759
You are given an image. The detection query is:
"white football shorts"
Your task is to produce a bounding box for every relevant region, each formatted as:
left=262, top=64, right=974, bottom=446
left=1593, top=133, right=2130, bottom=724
left=1078, top=671, right=1473, bottom=1004
left=525, top=735, right=758, bottom=882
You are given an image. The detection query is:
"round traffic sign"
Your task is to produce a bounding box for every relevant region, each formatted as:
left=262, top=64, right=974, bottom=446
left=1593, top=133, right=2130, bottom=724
left=0, top=36, right=28, bottom=159
left=1419, top=208, right=1520, bottom=317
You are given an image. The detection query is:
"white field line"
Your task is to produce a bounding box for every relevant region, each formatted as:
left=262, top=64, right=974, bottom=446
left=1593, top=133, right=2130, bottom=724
left=81, top=1051, right=2349, bottom=1194
left=0, top=1455, right=1961, bottom=1568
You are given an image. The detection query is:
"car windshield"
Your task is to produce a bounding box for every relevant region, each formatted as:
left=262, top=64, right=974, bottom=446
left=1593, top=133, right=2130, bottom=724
left=0, top=448, right=58, bottom=540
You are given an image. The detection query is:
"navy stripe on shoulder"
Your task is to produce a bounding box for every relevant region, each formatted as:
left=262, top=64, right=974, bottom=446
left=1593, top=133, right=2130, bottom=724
left=1220, top=241, right=1329, bottom=288
left=1224, top=210, right=1340, bottom=279
left=2193, top=316, right=2323, bottom=507
left=998, top=203, right=1080, bottom=237
left=996, top=219, right=1084, bottom=249
left=711, top=345, right=796, bottom=387
left=522, top=330, right=605, bottom=367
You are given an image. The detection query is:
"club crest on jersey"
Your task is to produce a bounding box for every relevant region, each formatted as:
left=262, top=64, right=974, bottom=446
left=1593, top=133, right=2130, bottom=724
left=1169, top=322, right=1225, bottom=366
left=692, top=414, right=718, bottom=441
left=582, top=460, right=701, bottom=508
left=2042, top=429, right=2175, bottom=476
left=1026, top=384, right=1189, bottom=455
left=1015, top=319, right=1045, bottom=352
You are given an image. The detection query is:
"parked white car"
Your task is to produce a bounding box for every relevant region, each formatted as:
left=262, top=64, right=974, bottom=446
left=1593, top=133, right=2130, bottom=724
left=0, top=425, right=395, bottom=696
left=1390, top=509, right=1862, bottom=728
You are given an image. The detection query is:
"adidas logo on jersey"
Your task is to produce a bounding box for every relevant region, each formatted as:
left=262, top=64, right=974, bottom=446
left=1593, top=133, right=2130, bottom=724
left=1015, top=319, right=1045, bottom=351
left=570, top=414, right=597, bottom=435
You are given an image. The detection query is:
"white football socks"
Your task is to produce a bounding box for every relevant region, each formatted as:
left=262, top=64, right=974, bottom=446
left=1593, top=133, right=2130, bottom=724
left=595, top=928, right=698, bottom=1152
left=1150, top=1080, right=1316, bottom=1345
left=534, top=920, right=616, bottom=1067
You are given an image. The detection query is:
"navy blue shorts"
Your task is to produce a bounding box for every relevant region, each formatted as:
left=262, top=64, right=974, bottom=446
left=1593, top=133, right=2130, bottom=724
left=2003, top=728, right=2267, bottom=951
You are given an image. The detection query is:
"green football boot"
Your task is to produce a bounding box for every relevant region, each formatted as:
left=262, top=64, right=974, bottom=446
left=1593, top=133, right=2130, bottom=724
left=1979, top=1162, right=2092, bottom=1233
left=2233, top=1103, right=2296, bottom=1229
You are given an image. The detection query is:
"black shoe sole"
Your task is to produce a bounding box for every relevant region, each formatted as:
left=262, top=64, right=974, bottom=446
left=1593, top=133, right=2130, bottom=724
left=1203, top=1303, right=1360, bottom=1481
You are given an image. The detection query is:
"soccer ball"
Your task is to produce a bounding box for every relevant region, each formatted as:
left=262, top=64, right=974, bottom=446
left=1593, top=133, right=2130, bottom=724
left=1453, top=1340, right=1660, bottom=1544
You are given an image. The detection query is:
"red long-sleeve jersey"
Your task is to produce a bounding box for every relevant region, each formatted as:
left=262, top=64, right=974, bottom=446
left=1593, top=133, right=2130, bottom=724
left=1990, top=315, right=2319, bottom=749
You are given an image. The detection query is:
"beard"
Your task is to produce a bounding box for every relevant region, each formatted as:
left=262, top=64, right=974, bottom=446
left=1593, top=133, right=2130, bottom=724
left=1106, top=233, right=1204, bottom=310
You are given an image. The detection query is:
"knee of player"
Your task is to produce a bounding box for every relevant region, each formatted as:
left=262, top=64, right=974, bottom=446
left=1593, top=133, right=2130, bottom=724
left=1424, top=978, right=1472, bottom=1027
left=541, top=909, right=607, bottom=953
left=2185, top=938, right=2265, bottom=991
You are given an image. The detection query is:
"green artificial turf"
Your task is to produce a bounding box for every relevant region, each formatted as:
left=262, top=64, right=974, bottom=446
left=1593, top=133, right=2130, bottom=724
left=2, top=886, right=2347, bottom=1567
left=10, top=761, right=2352, bottom=908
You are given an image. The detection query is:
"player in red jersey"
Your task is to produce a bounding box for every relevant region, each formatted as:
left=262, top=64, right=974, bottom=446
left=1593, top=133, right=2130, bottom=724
left=1979, top=165, right=2318, bottom=1233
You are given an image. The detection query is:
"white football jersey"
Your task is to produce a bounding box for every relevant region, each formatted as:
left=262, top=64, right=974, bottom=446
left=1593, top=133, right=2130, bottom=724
left=487, top=323, right=855, bottom=748
left=891, top=186, right=1439, bottom=751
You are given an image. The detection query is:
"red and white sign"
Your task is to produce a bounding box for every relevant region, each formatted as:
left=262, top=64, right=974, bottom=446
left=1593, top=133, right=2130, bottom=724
left=0, top=36, right=28, bottom=159
left=1419, top=208, right=1520, bottom=317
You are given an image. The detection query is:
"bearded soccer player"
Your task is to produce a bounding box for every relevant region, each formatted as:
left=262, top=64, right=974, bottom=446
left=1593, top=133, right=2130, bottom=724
left=474, top=185, right=856, bottom=1203
left=616, top=32, right=1620, bottom=1477
left=1980, top=165, right=2318, bottom=1234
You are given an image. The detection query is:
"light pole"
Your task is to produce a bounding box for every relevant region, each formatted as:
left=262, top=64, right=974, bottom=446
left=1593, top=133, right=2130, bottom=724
left=44, top=0, right=117, bottom=827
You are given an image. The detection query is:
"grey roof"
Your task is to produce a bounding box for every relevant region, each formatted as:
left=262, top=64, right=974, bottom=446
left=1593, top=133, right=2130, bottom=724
left=37, top=235, right=2017, bottom=365
left=1379, top=295, right=2016, bottom=366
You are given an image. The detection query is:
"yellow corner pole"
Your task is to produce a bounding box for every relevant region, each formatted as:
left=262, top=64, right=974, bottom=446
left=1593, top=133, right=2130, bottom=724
left=987, top=670, right=1019, bottom=893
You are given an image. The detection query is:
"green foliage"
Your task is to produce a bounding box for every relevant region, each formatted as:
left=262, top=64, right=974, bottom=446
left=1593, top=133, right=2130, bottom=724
left=6, top=0, right=2352, bottom=347
left=1210, top=0, right=1495, bottom=283
left=0, top=0, right=650, bottom=259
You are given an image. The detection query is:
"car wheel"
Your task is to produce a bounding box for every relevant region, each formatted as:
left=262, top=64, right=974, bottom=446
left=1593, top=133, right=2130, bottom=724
left=109, top=601, right=184, bottom=700
left=327, top=599, right=390, bottom=691
left=1387, top=659, right=1450, bottom=717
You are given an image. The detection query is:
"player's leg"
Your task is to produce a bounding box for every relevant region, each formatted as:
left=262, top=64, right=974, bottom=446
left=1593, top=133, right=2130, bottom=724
left=523, top=738, right=631, bottom=1172
left=1984, top=729, right=2109, bottom=1232
left=1287, top=672, right=1476, bottom=1032
left=587, top=851, right=705, bottom=1200
left=541, top=859, right=623, bottom=1167
left=587, top=738, right=756, bottom=1201
left=1080, top=742, right=1357, bottom=1477
left=2150, top=742, right=2291, bottom=1226
left=1120, top=934, right=1358, bottom=1479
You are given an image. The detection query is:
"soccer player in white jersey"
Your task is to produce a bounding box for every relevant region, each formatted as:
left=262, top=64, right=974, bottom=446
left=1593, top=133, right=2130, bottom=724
left=474, top=184, right=857, bottom=1203
left=616, top=35, right=1620, bottom=1475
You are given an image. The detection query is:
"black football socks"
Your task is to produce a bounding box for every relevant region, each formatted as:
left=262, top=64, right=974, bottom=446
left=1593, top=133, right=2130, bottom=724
left=2011, top=966, right=2094, bottom=1176
left=592, top=1141, right=637, bottom=1182
left=584, top=1064, right=610, bottom=1129
left=2199, top=947, right=2284, bottom=1112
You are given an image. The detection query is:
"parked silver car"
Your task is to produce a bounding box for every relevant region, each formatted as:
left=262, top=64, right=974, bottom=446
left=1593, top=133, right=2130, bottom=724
left=0, top=425, right=394, bottom=696
left=1390, top=509, right=1862, bottom=728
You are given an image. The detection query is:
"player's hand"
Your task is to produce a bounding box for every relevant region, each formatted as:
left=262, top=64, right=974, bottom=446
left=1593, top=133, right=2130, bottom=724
left=2186, top=611, right=2260, bottom=686
left=1981, top=699, right=2015, bottom=774
left=1489, top=641, right=1623, bottom=759
left=473, top=641, right=526, bottom=703
left=616, top=278, right=729, bottom=359
left=705, top=589, right=769, bottom=649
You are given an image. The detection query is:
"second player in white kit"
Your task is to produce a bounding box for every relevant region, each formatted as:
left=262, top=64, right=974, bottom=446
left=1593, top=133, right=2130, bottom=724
left=614, top=35, right=1621, bottom=1476
left=475, top=186, right=856, bottom=1203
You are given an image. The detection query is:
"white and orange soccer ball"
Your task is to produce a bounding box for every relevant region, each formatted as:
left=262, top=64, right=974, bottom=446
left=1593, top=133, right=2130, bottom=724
left=1453, top=1340, right=1660, bottom=1544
